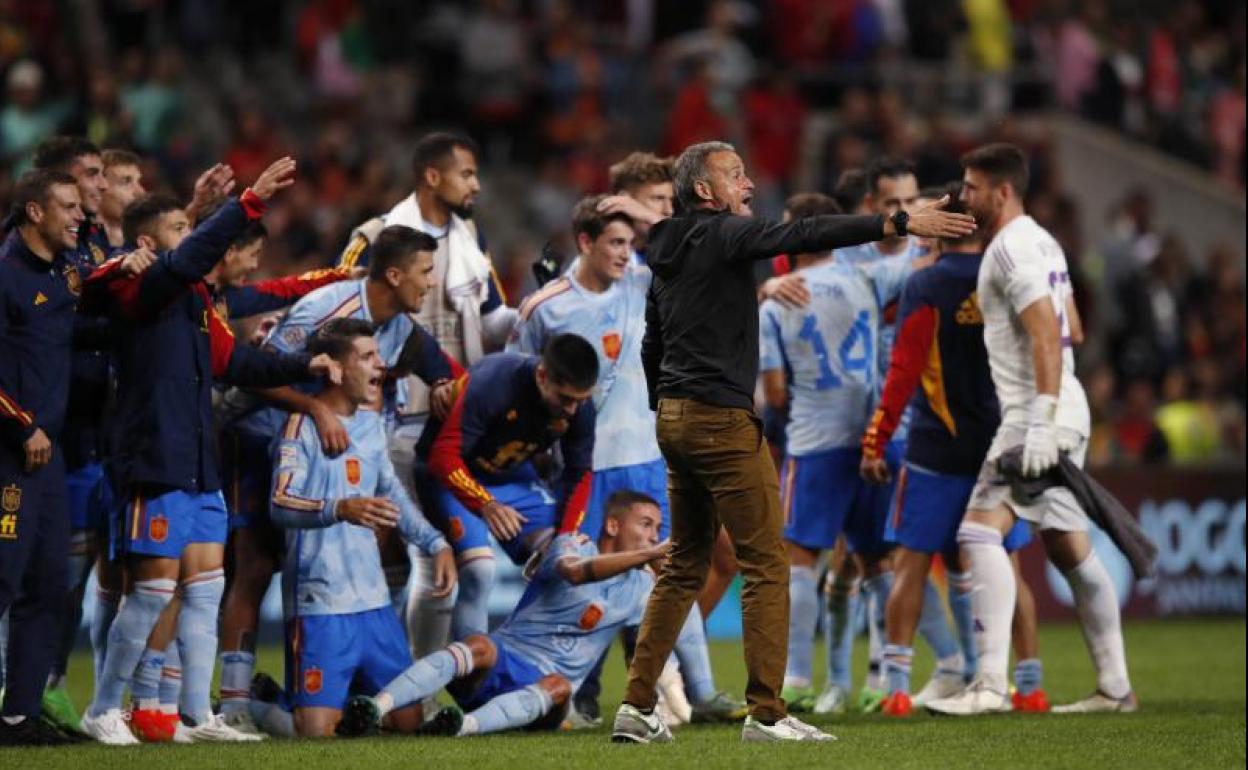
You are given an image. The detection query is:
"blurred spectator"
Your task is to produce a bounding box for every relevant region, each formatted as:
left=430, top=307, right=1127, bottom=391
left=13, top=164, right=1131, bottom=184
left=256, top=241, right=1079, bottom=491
left=1, top=60, right=62, bottom=167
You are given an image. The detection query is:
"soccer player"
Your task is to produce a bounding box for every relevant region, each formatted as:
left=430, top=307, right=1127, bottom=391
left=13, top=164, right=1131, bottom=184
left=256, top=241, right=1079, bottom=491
left=508, top=197, right=742, bottom=727
left=79, top=157, right=340, bottom=745
left=0, top=170, right=88, bottom=746
left=266, top=318, right=455, bottom=737
left=334, top=491, right=681, bottom=739
left=97, top=149, right=146, bottom=248
left=593, top=151, right=675, bottom=264
left=861, top=185, right=1047, bottom=716
left=421, top=335, right=599, bottom=640
left=216, top=225, right=457, bottom=732
left=927, top=143, right=1135, bottom=715
left=338, top=131, right=515, bottom=659
left=758, top=192, right=914, bottom=714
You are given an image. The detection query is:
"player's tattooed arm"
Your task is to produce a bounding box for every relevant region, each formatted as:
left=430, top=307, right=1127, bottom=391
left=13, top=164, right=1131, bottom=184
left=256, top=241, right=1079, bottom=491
left=555, top=542, right=668, bottom=586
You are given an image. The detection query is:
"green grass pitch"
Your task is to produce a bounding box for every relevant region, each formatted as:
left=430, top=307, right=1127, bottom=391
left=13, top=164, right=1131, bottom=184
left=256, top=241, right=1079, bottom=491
left=8, top=617, right=1244, bottom=769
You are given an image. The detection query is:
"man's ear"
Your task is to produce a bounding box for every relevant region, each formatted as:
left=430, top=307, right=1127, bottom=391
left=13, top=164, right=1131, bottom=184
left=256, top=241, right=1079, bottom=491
left=575, top=231, right=594, bottom=257
left=137, top=234, right=156, bottom=251
left=24, top=201, right=42, bottom=225
left=694, top=178, right=713, bottom=203
left=423, top=165, right=441, bottom=190
left=535, top=361, right=548, bottom=387
left=603, top=515, right=619, bottom=538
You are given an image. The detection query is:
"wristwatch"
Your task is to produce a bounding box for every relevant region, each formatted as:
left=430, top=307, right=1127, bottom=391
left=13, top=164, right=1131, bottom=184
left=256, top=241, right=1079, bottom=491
left=890, top=210, right=910, bottom=237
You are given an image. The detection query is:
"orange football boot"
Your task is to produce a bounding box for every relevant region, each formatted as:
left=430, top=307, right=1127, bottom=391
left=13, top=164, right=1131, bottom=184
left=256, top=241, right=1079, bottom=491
left=1012, top=689, right=1051, bottom=713
left=881, top=691, right=914, bottom=717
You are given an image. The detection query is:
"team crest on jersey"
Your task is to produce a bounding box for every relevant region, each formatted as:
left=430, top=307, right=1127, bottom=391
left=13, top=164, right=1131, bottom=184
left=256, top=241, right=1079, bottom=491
left=345, top=458, right=361, bottom=486
left=602, top=332, right=621, bottom=361
left=303, top=666, right=323, bottom=694
left=1, top=483, right=21, bottom=514
left=282, top=326, right=307, bottom=348
left=149, top=514, right=169, bottom=543
left=63, top=265, right=82, bottom=296
left=578, top=603, right=604, bottom=630
left=956, top=293, right=983, bottom=325
left=89, top=242, right=106, bottom=265
left=449, top=516, right=466, bottom=542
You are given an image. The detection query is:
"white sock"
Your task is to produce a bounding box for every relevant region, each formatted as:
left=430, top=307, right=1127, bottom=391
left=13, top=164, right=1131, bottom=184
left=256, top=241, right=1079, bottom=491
left=957, top=522, right=1014, bottom=693
left=1064, top=552, right=1131, bottom=698
left=405, top=554, right=459, bottom=658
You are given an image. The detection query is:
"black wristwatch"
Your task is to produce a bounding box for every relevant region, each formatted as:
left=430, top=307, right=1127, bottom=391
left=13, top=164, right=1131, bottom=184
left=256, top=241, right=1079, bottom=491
left=890, top=210, right=909, bottom=237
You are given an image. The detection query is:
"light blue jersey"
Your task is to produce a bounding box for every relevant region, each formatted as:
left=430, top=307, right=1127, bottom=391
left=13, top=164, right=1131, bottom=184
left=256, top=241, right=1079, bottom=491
left=235, top=279, right=414, bottom=438
left=760, top=255, right=912, bottom=455
left=493, top=534, right=652, bottom=690
left=507, top=266, right=660, bottom=470
left=270, top=408, right=448, bottom=618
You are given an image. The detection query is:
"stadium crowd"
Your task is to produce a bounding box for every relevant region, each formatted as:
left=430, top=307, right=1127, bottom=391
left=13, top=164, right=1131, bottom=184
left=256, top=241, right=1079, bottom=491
left=0, top=0, right=1241, bottom=750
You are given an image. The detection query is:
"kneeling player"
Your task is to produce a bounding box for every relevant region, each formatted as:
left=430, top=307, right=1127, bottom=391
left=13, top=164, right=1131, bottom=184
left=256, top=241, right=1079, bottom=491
left=268, top=319, right=456, bottom=737
left=337, top=492, right=696, bottom=739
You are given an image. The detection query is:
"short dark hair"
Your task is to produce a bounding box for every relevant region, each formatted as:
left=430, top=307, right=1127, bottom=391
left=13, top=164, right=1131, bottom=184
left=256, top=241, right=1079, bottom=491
left=230, top=221, right=268, bottom=251
left=673, top=140, right=736, bottom=209
left=572, top=195, right=632, bottom=242
left=411, top=131, right=480, bottom=185
left=122, top=193, right=183, bottom=244
left=784, top=192, right=842, bottom=219
left=831, top=168, right=868, bottom=212
left=10, top=169, right=77, bottom=226
left=102, top=148, right=142, bottom=169
left=609, top=152, right=674, bottom=194
left=32, top=136, right=101, bottom=173
left=307, top=317, right=377, bottom=361
left=960, top=143, right=1029, bottom=197
left=368, top=225, right=438, bottom=280
left=865, top=156, right=916, bottom=194
left=541, top=333, right=599, bottom=391
left=604, top=490, right=661, bottom=520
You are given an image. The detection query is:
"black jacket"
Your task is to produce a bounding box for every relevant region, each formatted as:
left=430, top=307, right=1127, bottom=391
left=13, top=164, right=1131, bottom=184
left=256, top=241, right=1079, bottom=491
left=642, top=207, right=886, bottom=410
left=998, top=447, right=1158, bottom=579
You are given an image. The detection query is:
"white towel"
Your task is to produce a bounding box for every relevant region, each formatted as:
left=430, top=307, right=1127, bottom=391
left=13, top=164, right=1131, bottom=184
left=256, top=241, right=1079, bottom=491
left=382, top=193, right=492, bottom=363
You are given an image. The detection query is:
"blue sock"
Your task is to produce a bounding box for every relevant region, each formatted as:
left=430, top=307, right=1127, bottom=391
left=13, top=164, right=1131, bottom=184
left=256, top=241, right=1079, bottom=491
left=249, top=699, right=295, bottom=737
left=673, top=607, right=715, bottom=703
left=785, top=565, right=818, bottom=687
left=462, top=684, right=553, bottom=735
left=381, top=642, right=474, bottom=713
left=863, top=573, right=893, bottom=688
left=90, top=586, right=120, bottom=687
left=947, top=570, right=977, bottom=680
left=917, top=578, right=962, bottom=665
left=219, top=651, right=257, bottom=716
left=883, top=644, right=913, bottom=695
left=1014, top=658, right=1043, bottom=695
left=178, top=570, right=225, bottom=724
left=825, top=575, right=859, bottom=691
left=159, top=641, right=182, bottom=713
left=130, top=648, right=165, bottom=708
left=451, top=558, right=496, bottom=640
left=90, top=578, right=176, bottom=715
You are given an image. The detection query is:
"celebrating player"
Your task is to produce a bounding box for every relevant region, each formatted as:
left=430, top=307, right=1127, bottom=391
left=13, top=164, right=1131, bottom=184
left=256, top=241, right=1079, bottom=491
left=927, top=144, right=1135, bottom=715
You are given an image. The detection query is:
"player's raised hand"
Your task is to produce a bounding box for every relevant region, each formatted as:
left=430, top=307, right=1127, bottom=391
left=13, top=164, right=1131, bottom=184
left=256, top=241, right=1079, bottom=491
left=309, top=400, right=350, bottom=457
left=335, top=497, right=400, bottom=530
left=308, top=353, right=342, bottom=385
left=118, top=247, right=157, bottom=276
left=647, top=539, right=671, bottom=571
left=596, top=194, right=664, bottom=226
left=187, top=163, right=236, bottom=220
left=903, top=195, right=977, bottom=240
left=429, top=547, right=458, bottom=598
left=482, top=500, right=527, bottom=542
left=250, top=156, right=297, bottom=201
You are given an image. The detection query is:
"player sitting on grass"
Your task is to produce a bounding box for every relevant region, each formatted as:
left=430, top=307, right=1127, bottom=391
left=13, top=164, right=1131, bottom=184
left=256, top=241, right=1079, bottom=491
left=335, top=491, right=713, bottom=739
left=263, top=318, right=456, bottom=737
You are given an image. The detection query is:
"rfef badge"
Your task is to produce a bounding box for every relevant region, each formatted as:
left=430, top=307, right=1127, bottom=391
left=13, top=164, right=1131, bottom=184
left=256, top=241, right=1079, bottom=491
left=345, top=458, right=361, bottom=486
left=1, top=484, right=20, bottom=539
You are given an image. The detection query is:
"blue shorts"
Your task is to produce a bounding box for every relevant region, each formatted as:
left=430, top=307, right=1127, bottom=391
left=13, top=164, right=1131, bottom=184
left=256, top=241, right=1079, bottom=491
left=285, top=607, right=412, bottom=710
left=117, top=488, right=228, bottom=559
left=782, top=443, right=900, bottom=554
left=429, top=477, right=556, bottom=566
left=66, top=461, right=112, bottom=534
left=886, top=463, right=973, bottom=555
left=844, top=442, right=903, bottom=556
left=448, top=635, right=544, bottom=712
left=222, top=430, right=274, bottom=531
left=1004, top=519, right=1032, bottom=552
left=581, top=459, right=670, bottom=541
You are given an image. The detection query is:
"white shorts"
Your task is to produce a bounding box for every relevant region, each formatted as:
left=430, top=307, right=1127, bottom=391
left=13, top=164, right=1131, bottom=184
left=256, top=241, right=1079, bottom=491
left=967, top=424, right=1089, bottom=532
left=387, top=419, right=427, bottom=512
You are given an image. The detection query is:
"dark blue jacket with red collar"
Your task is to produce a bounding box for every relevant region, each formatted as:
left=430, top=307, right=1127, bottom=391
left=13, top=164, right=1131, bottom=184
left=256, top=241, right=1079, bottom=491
left=420, top=353, right=595, bottom=532
left=0, top=230, right=81, bottom=455
left=62, top=217, right=117, bottom=471
left=86, top=193, right=315, bottom=493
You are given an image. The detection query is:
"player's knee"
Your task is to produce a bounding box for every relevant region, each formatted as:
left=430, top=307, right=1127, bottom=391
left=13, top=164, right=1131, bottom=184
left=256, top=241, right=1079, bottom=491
left=457, top=556, right=496, bottom=599
left=539, top=674, right=572, bottom=705
left=465, top=634, right=497, bottom=668
left=293, top=709, right=335, bottom=738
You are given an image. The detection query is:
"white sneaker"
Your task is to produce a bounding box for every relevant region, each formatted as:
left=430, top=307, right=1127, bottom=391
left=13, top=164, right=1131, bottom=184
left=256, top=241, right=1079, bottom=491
left=912, top=669, right=967, bottom=707
left=610, top=703, right=674, bottom=744
left=221, top=708, right=266, bottom=736
left=186, top=713, right=266, bottom=742
left=741, top=715, right=836, bottom=742
left=813, top=683, right=849, bottom=715
left=655, top=660, right=691, bottom=725
left=172, top=721, right=195, bottom=744
left=924, top=678, right=1012, bottom=716
left=1052, top=691, right=1139, bottom=714
left=80, top=709, right=140, bottom=745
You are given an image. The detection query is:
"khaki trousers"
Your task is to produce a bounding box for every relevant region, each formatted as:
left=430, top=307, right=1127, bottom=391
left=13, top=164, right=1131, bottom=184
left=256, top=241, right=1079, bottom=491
left=623, top=398, right=789, bottom=722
